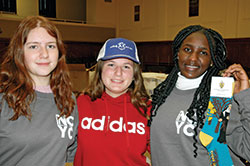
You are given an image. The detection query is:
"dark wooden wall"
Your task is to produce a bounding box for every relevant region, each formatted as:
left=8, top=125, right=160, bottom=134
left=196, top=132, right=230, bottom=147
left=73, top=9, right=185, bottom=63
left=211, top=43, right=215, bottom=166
left=138, top=38, right=250, bottom=75
left=225, top=38, right=250, bottom=70
left=136, top=41, right=173, bottom=73
left=1, top=38, right=250, bottom=74
left=64, top=41, right=103, bottom=68
left=0, top=38, right=9, bottom=63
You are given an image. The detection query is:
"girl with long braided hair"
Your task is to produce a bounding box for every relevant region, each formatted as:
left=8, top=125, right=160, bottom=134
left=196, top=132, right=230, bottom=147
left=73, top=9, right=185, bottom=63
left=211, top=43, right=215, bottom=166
left=149, top=25, right=250, bottom=165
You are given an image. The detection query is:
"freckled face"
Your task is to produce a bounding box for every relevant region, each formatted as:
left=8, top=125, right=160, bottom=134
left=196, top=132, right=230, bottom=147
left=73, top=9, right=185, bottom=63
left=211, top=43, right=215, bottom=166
left=101, top=58, right=134, bottom=98
left=178, top=31, right=212, bottom=79
left=24, top=27, right=59, bottom=85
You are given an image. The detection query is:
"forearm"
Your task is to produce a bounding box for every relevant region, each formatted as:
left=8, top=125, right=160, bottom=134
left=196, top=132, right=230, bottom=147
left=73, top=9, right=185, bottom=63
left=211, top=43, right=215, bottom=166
left=226, top=88, right=250, bottom=161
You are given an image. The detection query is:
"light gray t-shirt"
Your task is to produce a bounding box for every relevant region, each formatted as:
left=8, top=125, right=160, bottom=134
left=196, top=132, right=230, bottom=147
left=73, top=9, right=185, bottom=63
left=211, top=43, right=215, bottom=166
left=0, top=91, right=78, bottom=166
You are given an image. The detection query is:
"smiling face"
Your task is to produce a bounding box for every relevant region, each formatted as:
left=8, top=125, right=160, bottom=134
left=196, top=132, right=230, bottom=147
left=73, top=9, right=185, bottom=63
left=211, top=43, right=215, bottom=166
left=24, top=27, right=59, bottom=86
left=178, top=31, right=212, bottom=79
left=101, top=58, right=134, bottom=98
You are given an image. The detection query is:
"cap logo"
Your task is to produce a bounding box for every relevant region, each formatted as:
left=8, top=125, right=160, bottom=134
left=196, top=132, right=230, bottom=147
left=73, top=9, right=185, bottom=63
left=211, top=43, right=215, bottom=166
left=110, top=42, right=133, bottom=51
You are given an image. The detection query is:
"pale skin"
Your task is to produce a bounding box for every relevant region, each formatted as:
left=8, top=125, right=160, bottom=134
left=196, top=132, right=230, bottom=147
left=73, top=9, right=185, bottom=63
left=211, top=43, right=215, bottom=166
left=222, top=64, right=249, bottom=94
left=101, top=58, right=134, bottom=98
left=24, top=27, right=59, bottom=87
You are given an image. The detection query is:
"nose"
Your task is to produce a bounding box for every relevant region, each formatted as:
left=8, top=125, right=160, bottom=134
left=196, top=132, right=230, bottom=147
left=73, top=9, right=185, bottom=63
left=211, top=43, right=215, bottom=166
left=188, top=51, right=199, bottom=61
left=39, top=46, right=49, bottom=59
left=114, top=66, right=122, bottom=76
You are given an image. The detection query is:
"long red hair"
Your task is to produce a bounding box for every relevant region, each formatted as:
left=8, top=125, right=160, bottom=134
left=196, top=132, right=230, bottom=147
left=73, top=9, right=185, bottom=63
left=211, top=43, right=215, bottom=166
left=0, top=16, right=75, bottom=120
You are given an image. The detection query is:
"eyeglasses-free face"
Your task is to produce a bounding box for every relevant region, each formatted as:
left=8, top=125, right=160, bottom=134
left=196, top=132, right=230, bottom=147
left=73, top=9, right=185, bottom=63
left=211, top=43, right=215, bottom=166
left=101, top=58, right=134, bottom=98
left=178, top=31, right=212, bottom=79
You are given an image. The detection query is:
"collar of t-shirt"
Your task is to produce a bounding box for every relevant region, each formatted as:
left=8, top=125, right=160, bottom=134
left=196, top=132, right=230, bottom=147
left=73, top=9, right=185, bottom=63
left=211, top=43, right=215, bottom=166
left=34, top=85, right=53, bottom=93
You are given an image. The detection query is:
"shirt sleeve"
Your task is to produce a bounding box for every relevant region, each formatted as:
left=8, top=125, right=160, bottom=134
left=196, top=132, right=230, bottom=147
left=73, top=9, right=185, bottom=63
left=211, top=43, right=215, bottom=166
left=226, top=88, right=250, bottom=161
left=66, top=98, right=79, bottom=163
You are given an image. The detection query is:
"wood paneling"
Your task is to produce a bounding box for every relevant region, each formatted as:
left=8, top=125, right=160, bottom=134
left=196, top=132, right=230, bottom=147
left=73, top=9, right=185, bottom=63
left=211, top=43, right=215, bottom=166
left=225, top=38, right=250, bottom=69
left=65, top=41, right=103, bottom=68
left=136, top=38, right=250, bottom=74
left=1, top=38, right=250, bottom=74
left=0, top=38, right=9, bottom=64
left=136, top=41, right=174, bottom=73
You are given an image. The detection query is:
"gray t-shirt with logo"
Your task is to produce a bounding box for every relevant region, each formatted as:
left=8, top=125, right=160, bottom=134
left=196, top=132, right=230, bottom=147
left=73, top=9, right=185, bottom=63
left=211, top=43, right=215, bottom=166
left=150, top=87, right=244, bottom=166
left=0, top=91, right=78, bottom=166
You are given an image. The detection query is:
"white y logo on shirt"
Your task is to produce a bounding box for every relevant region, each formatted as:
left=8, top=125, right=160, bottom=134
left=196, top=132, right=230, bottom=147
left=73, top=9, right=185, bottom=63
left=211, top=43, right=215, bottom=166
left=55, top=114, right=74, bottom=139
left=175, top=110, right=196, bottom=137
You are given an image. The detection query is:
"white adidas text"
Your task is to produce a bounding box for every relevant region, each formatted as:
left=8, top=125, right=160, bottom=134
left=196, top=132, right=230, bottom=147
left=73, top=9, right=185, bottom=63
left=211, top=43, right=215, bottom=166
left=81, top=116, right=145, bottom=135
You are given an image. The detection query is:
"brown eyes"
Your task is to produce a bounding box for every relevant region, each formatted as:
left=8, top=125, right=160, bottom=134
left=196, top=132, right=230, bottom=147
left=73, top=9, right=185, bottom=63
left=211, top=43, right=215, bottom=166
left=183, top=47, right=208, bottom=56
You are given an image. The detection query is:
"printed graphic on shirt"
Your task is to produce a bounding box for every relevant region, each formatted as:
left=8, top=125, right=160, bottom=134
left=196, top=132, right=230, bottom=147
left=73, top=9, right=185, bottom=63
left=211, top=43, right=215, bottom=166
left=55, top=114, right=74, bottom=139
left=80, top=116, right=145, bottom=135
left=175, top=110, right=196, bottom=137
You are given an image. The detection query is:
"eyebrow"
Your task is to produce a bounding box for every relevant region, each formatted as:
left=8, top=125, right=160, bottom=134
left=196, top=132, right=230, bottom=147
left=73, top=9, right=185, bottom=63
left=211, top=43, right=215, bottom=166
left=25, top=41, right=57, bottom=45
left=183, top=43, right=209, bottom=50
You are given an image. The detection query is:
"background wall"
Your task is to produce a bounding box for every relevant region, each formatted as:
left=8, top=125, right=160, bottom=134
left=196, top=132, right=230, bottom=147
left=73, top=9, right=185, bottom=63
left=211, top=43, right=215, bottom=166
left=16, top=0, right=38, bottom=16
left=56, top=0, right=85, bottom=21
left=1, top=0, right=250, bottom=72
left=16, top=0, right=86, bottom=21
left=85, top=0, right=250, bottom=74
left=2, top=0, right=250, bottom=41
left=112, top=0, right=250, bottom=41
left=0, top=17, right=115, bottom=42
left=87, top=0, right=116, bottom=27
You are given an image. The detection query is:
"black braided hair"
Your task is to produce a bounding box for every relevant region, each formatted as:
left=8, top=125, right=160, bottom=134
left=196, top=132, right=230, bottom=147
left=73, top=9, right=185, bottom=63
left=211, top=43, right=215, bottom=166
left=148, top=25, right=227, bottom=157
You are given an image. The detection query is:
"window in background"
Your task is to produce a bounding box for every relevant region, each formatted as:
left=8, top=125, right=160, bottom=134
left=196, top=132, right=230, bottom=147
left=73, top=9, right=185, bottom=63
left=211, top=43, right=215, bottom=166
left=134, top=5, right=140, bottom=22
left=189, top=0, right=199, bottom=17
left=39, top=0, right=56, bottom=18
left=0, top=0, right=16, bottom=14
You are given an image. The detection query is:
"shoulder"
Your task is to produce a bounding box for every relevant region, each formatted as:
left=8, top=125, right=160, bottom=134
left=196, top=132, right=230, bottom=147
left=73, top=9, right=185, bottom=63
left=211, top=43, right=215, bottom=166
left=137, top=98, right=152, bottom=117
left=77, top=94, right=91, bottom=102
left=76, top=94, right=99, bottom=108
left=233, top=88, right=250, bottom=101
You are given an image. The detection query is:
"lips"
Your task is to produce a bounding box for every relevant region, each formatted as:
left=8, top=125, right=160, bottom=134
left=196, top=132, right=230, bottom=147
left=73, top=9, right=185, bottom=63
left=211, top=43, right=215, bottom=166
left=183, top=64, right=201, bottom=73
left=111, top=79, right=123, bottom=83
left=36, top=62, right=50, bottom=65
left=185, top=65, right=199, bottom=69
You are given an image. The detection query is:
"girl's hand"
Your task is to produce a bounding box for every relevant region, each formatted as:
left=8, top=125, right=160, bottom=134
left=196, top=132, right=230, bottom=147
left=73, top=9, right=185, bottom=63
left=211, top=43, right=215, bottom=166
left=222, top=64, right=249, bottom=94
